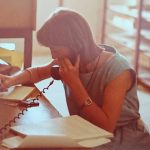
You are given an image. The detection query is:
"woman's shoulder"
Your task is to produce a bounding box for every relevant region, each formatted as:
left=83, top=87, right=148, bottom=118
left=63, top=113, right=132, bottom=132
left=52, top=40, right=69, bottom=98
left=99, top=44, right=116, bottom=53
left=99, top=44, right=130, bottom=68
left=97, top=45, right=136, bottom=81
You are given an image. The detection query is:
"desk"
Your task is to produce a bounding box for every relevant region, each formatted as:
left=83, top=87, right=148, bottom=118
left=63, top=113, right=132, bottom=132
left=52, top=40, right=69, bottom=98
left=0, top=87, right=90, bottom=150
left=0, top=28, right=33, bottom=69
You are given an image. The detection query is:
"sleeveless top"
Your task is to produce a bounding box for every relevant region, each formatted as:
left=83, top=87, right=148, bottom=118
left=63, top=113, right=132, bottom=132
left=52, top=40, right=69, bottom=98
left=64, top=45, right=140, bottom=127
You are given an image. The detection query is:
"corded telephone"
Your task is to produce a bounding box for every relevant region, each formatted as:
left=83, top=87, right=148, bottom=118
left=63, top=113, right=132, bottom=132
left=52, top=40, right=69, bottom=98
left=0, top=66, right=61, bottom=138
left=51, top=65, right=61, bottom=80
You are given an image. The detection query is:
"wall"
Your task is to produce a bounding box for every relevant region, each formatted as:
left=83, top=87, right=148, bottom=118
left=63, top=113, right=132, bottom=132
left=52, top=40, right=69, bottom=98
left=32, top=0, right=61, bottom=55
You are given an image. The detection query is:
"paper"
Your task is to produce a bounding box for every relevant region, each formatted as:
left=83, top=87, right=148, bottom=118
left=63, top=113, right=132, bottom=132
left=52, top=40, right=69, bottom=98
left=2, top=115, right=113, bottom=148
left=2, top=136, right=23, bottom=149
left=2, top=135, right=81, bottom=149
left=0, top=47, right=23, bottom=68
left=0, top=86, right=35, bottom=101
left=10, top=115, right=113, bottom=139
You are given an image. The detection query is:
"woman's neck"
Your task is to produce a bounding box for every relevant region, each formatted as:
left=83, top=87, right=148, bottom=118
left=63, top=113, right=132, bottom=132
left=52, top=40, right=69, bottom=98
left=80, top=50, right=103, bottom=73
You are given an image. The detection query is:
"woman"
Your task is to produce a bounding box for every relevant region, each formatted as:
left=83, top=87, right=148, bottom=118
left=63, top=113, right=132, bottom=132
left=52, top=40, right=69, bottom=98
left=0, top=7, right=150, bottom=150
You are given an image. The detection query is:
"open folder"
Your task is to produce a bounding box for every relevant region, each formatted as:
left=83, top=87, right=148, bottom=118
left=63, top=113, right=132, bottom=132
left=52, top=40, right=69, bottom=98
left=2, top=115, right=113, bottom=149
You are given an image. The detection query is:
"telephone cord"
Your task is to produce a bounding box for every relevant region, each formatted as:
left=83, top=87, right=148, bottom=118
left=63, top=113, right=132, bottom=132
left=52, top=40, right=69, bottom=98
left=0, top=80, right=54, bottom=137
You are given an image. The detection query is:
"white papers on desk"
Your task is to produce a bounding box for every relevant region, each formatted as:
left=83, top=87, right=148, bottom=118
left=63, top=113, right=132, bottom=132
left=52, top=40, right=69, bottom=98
left=0, top=86, right=35, bottom=102
left=2, top=115, right=113, bottom=149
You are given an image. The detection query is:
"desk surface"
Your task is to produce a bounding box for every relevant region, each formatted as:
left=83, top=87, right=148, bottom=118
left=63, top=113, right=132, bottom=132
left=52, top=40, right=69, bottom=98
left=0, top=88, right=90, bottom=150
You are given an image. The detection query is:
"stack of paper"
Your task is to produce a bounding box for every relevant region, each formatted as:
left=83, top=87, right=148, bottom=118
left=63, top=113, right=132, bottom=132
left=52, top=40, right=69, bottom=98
left=2, top=115, right=113, bottom=149
left=0, top=86, right=35, bottom=102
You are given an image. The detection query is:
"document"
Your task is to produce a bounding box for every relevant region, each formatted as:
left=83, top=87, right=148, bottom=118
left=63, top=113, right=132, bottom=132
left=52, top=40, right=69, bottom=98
left=2, top=115, right=113, bottom=149
left=0, top=86, right=35, bottom=102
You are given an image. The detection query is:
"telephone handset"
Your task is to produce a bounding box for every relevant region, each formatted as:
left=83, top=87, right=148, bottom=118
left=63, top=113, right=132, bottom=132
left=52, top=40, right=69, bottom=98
left=51, top=66, right=61, bottom=80
left=51, top=56, right=77, bottom=80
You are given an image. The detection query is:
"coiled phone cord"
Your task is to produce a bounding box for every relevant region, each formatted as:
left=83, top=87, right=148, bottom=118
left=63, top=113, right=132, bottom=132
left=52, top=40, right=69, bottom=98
left=0, top=80, right=54, bottom=137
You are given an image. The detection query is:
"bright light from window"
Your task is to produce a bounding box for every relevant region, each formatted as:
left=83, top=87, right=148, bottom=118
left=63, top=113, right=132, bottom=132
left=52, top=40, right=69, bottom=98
left=0, top=43, right=15, bottom=50
left=112, top=16, right=134, bottom=31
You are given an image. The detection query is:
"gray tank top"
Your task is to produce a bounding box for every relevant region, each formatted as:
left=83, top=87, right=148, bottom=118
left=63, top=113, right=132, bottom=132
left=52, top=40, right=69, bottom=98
left=65, top=45, right=140, bottom=127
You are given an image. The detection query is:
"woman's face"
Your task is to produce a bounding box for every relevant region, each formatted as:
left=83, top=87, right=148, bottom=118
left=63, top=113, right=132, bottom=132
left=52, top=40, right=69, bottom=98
left=50, top=45, right=76, bottom=64
left=50, top=45, right=70, bottom=59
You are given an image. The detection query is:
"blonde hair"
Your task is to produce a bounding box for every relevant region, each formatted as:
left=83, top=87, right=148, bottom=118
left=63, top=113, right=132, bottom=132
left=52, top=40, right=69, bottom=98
left=37, top=7, right=100, bottom=65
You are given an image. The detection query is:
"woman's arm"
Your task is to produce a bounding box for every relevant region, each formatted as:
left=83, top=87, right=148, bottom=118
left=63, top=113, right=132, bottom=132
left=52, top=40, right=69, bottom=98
left=59, top=58, right=132, bottom=132
left=79, top=70, right=132, bottom=132
left=0, top=60, right=57, bottom=90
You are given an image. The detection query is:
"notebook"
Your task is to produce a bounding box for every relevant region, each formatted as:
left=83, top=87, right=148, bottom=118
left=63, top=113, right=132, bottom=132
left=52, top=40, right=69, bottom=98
left=0, top=85, right=36, bottom=102
left=2, top=115, right=113, bottom=149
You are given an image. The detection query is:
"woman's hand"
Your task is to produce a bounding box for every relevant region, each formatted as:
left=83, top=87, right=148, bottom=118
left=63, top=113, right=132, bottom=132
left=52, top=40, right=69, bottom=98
left=58, top=56, right=80, bottom=88
left=0, top=74, right=14, bottom=91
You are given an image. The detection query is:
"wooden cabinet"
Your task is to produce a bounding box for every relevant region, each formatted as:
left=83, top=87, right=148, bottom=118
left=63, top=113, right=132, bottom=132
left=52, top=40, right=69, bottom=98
left=0, top=0, right=36, bottom=29
left=101, top=0, right=150, bottom=90
left=0, top=0, right=37, bottom=69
